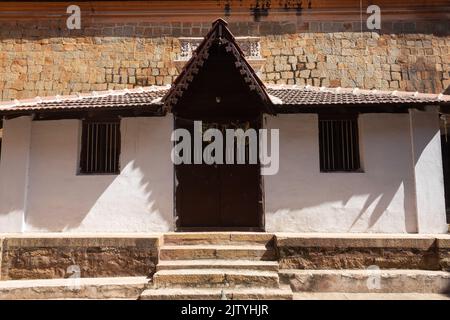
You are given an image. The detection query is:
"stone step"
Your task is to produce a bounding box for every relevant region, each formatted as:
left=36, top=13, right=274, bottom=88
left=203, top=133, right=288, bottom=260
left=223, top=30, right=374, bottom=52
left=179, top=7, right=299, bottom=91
left=157, top=260, right=279, bottom=272
left=0, top=276, right=150, bottom=300
left=159, top=245, right=277, bottom=260
left=280, top=269, right=450, bottom=294
left=140, top=287, right=293, bottom=300
left=153, top=269, right=280, bottom=288
left=163, top=232, right=275, bottom=246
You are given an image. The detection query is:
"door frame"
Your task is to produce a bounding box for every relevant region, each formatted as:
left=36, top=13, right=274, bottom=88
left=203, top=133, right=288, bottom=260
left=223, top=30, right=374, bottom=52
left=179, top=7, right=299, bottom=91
left=172, top=115, right=265, bottom=232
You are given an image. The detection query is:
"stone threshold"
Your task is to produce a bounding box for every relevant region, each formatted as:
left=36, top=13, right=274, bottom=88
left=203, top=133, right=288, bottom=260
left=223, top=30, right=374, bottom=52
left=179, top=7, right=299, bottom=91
left=1, top=231, right=448, bottom=246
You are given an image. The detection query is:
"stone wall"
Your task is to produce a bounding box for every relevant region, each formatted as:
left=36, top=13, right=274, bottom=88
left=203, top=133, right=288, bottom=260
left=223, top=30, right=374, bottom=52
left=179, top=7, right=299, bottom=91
left=260, top=33, right=449, bottom=92
left=437, top=237, right=450, bottom=270
left=0, top=236, right=160, bottom=280
left=0, top=234, right=448, bottom=281
left=276, top=235, right=450, bottom=271
left=0, top=19, right=449, bottom=101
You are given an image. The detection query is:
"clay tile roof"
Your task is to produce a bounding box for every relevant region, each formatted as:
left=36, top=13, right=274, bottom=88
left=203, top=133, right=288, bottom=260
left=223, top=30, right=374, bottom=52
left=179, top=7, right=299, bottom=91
left=266, top=85, right=450, bottom=106
left=0, top=85, right=448, bottom=116
left=0, top=86, right=169, bottom=114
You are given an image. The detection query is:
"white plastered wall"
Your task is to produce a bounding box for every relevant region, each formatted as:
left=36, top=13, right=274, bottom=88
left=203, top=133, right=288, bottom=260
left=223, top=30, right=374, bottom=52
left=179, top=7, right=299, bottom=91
left=264, top=113, right=422, bottom=233
left=409, top=108, right=448, bottom=233
left=0, top=116, right=32, bottom=232
left=2, top=116, right=174, bottom=233
left=0, top=111, right=447, bottom=234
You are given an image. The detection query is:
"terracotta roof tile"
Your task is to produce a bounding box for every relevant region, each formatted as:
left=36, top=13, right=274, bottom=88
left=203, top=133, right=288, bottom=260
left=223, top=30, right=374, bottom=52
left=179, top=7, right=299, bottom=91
left=0, top=86, right=169, bottom=113
left=266, top=85, right=449, bottom=106
left=0, top=85, right=448, bottom=115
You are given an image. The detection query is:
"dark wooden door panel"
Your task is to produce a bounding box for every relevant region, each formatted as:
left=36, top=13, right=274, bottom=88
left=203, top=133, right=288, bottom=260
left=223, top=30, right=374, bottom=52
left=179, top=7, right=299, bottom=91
left=176, top=162, right=262, bottom=230
left=176, top=163, right=221, bottom=228
left=174, top=118, right=263, bottom=231
left=220, top=164, right=260, bottom=227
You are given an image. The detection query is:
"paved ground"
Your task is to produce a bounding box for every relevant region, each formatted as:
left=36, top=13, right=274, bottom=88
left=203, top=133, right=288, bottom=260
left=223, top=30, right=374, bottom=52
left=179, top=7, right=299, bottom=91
left=294, top=293, right=450, bottom=300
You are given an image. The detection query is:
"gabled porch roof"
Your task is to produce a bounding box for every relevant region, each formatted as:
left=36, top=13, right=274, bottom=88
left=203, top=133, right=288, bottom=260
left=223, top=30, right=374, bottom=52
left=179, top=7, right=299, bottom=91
left=162, top=18, right=274, bottom=115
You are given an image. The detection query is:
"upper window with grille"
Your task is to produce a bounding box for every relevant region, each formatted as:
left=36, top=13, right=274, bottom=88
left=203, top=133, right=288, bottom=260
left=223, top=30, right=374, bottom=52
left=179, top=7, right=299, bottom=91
left=318, top=114, right=361, bottom=172
left=79, top=119, right=121, bottom=174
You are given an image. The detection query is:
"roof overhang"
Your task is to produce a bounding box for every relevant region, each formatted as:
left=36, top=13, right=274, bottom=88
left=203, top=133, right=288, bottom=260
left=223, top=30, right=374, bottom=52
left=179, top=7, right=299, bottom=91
left=0, top=85, right=449, bottom=119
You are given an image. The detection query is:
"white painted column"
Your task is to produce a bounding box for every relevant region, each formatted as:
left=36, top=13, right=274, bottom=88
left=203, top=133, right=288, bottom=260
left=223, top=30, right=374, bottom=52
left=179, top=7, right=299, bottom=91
left=0, top=116, right=32, bottom=232
left=409, top=107, right=448, bottom=233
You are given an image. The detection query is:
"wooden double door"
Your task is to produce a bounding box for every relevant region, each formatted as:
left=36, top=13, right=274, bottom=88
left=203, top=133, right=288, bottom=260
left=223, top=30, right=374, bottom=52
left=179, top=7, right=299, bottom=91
left=174, top=117, right=264, bottom=231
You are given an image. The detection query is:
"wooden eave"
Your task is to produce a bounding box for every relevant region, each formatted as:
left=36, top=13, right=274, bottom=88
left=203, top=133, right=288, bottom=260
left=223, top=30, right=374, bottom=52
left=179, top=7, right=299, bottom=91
left=0, top=1, right=448, bottom=22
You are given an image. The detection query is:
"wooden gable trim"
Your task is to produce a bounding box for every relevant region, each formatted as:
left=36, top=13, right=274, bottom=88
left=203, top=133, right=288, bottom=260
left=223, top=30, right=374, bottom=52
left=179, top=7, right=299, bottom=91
left=162, top=18, right=274, bottom=114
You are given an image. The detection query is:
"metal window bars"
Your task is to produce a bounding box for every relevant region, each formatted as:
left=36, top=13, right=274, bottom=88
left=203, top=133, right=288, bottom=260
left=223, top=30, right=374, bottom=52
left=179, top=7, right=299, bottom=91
left=319, top=116, right=360, bottom=172
left=80, top=120, right=120, bottom=174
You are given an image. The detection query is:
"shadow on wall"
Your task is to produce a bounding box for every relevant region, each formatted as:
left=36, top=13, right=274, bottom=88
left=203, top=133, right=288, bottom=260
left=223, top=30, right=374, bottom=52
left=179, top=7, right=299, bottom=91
left=11, top=112, right=445, bottom=233
left=265, top=113, right=441, bottom=233
left=398, top=56, right=447, bottom=93
left=20, top=117, right=173, bottom=232
left=0, top=111, right=444, bottom=233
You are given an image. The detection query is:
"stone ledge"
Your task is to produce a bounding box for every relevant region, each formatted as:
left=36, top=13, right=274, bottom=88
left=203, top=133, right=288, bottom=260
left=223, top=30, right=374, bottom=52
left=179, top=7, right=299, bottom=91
left=275, top=233, right=439, bottom=249
left=293, top=292, right=450, bottom=300
left=2, top=235, right=160, bottom=248
left=280, top=269, right=450, bottom=294
left=0, top=276, right=149, bottom=300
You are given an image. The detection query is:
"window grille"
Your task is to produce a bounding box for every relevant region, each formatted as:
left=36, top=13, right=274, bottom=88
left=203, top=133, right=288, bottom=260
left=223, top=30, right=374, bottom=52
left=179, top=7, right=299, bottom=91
left=79, top=119, right=120, bottom=174
left=319, top=115, right=360, bottom=172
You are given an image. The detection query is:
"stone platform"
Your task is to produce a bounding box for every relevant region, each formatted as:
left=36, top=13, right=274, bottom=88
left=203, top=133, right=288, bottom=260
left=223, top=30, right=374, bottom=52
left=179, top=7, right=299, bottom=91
left=0, top=232, right=449, bottom=299
left=276, top=233, right=450, bottom=271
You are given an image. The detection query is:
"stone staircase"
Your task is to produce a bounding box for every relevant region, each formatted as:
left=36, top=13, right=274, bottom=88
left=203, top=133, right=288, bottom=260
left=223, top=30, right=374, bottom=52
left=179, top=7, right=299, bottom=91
left=139, top=232, right=293, bottom=300
left=0, top=232, right=448, bottom=299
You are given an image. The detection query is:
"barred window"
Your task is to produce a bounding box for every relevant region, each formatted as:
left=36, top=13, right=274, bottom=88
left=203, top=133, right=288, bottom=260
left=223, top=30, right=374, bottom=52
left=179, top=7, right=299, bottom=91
left=79, top=119, right=121, bottom=174
left=319, top=114, right=361, bottom=172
